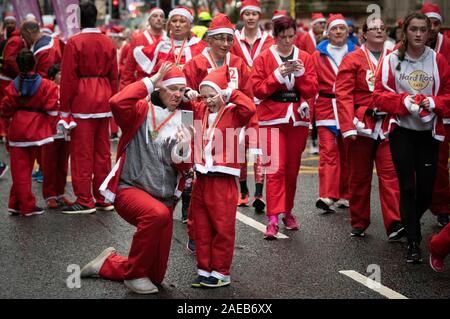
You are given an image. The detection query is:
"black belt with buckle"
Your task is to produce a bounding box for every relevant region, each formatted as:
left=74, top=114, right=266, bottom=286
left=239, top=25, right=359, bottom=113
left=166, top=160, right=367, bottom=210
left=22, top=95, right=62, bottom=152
left=269, top=91, right=300, bottom=102
left=319, top=92, right=336, bottom=99
left=17, top=106, right=46, bottom=114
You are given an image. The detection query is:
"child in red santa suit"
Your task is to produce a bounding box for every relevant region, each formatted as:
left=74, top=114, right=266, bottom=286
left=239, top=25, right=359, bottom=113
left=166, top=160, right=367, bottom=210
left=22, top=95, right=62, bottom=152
left=189, top=66, right=256, bottom=288
left=1, top=49, right=58, bottom=216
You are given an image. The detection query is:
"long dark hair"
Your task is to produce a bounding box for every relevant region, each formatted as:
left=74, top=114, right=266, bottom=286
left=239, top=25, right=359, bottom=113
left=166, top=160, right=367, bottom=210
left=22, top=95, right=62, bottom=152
left=15, top=49, right=36, bottom=96
left=396, top=12, right=430, bottom=71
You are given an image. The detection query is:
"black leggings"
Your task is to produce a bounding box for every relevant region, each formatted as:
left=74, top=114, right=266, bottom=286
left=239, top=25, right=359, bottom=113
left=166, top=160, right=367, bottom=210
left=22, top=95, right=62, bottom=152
left=389, top=127, right=439, bottom=244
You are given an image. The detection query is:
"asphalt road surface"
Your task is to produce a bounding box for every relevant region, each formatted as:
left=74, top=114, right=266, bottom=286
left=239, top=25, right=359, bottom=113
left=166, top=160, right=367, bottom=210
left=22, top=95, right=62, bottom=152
left=0, top=140, right=449, bottom=299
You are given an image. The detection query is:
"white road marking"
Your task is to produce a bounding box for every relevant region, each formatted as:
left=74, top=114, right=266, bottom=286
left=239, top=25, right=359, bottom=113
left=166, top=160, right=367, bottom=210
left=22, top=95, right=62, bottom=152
left=339, top=270, right=408, bottom=299
left=236, top=211, right=289, bottom=239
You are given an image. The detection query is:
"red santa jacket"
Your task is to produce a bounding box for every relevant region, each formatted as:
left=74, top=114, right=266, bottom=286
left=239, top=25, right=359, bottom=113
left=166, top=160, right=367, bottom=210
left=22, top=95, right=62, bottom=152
left=183, top=48, right=259, bottom=153
left=60, top=28, right=118, bottom=122
left=32, top=35, right=62, bottom=78
left=0, top=30, right=25, bottom=81
left=311, top=39, right=358, bottom=129
left=373, top=49, right=450, bottom=141
left=119, top=30, right=164, bottom=88
left=191, top=89, right=256, bottom=177
left=336, top=45, right=391, bottom=139
left=250, top=45, right=318, bottom=127
left=230, top=28, right=274, bottom=68
left=119, top=42, right=130, bottom=77
left=435, top=33, right=450, bottom=124
left=1, top=74, right=58, bottom=147
left=100, top=78, right=192, bottom=203
left=295, top=30, right=317, bottom=55
left=130, top=36, right=206, bottom=83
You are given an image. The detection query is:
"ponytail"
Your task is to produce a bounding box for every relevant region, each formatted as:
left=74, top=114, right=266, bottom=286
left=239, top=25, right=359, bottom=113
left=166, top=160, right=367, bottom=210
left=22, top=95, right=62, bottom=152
left=15, top=49, right=36, bottom=96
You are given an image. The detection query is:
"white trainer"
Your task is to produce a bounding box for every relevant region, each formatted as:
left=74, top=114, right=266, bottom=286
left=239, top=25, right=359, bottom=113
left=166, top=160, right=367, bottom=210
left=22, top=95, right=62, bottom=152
left=315, top=198, right=336, bottom=212
left=335, top=199, right=350, bottom=208
left=124, top=278, right=159, bottom=294
left=80, top=247, right=116, bottom=278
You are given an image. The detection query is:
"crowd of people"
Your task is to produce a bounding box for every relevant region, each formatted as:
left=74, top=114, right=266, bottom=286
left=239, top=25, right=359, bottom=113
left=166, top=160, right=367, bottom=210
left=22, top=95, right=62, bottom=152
left=0, top=0, right=449, bottom=294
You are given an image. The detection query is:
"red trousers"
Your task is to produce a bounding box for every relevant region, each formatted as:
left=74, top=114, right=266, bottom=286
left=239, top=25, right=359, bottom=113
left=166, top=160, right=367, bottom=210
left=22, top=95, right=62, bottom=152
left=430, top=125, right=450, bottom=215
left=8, top=146, right=38, bottom=214
left=110, top=117, right=119, bottom=135
left=239, top=154, right=264, bottom=184
left=99, top=187, right=173, bottom=284
left=42, top=139, right=70, bottom=200
left=190, top=174, right=238, bottom=278
left=318, top=127, right=350, bottom=200
left=70, top=118, right=111, bottom=207
left=263, top=124, right=308, bottom=216
left=347, top=137, right=401, bottom=234
left=0, top=79, right=10, bottom=137
left=429, top=223, right=450, bottom=259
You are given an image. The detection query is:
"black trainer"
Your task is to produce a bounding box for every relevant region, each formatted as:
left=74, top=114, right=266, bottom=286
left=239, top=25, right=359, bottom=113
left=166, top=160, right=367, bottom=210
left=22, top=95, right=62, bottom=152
left=199, top=276, right=230, bottom=288
left=61, top=203, right=96, bottom=214
left=437, top=214, right=449, bottom=227
left=0, top=162, right=9, bottom=178
left=407, top=242, right=422, bottom=264
left=350, top=228, right=365, bottom=237
left=186, top=239, right=196, bottom=254
left=388, top=222, right=405, bottom=241
left=191, top=275, right=208, bottom=288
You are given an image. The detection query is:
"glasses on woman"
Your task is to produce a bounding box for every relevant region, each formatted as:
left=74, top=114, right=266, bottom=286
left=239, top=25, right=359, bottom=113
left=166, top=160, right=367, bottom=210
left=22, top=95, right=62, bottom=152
left=211, top=35, right=234, bottom=44
left=368, top=26, right=386, bottom=32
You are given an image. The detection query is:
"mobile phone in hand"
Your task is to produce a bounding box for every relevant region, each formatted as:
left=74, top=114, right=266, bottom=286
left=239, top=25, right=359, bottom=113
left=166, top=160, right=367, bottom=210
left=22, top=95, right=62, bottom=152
left=181, top=110, right=193, bottom=127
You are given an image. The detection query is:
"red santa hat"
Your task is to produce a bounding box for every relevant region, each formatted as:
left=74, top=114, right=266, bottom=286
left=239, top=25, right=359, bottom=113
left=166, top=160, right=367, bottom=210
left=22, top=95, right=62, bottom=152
left=161, top=63, right=187, bottom=87
left=168, top=6, right=194, bottom=23
left=99, top=26, right=108, bottom=34
left=107, top=25, right=125, bottom=38
left=272, top=10, right=288, bottom=21
left=240, top=0, right=262, bottom=16
left=148, top=7, right=165, bottom=18
left=41, top=24, right=54, bottom=35
left=326, top=14, right=348, bottom=34
left=199, top=65, right=230, bottom=93
left=207, top=13, right=235, bottom=37
left=3, top=12, right=16, bottom=22
left=311, top=13, right=326, bottom=25
left=421, top=2, right=443, bottom=23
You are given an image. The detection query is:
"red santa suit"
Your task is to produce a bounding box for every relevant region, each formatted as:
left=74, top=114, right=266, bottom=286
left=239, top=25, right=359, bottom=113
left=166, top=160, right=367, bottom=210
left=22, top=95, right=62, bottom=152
left=32, top=34, right=63, bottom=187
left=250, top=45, right=318, bottom=218
left=231, top=27, right=274, bottom=69
left=230, top=20, right=272, bottom=201
left=60, top=28, right=118, bottom=209
left=41, top=85, right=71, bottom=204
left=1, top=75, right=58, bottom=215
left=119, top=41, right=130, bottom=77
left=430, top=32, right=450, bottom=218
left=119, top=28, right=164, bottom=88
left=295, top=13, right=325, bottom=55
left=429, top=223, right=450, bottom=262
left=311, top=37, right=358, bottom=202
left=32, top=35, right=62, bottom=78
left=130, top=35, right=206, bottom=82
left=190, top=66, right=256, bottom=282
left=183, top=40, right=256, bottom=240
left=336, top=44, right=401, bottom=235
left=295, top=30, right=319, bottom=55
left=0, top=29, right=25, bottom=137
left=98, top=71, right=191, bottom=285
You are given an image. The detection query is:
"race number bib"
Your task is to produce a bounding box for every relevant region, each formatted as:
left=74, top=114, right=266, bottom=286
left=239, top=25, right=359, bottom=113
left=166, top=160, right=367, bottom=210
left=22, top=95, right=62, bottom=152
left=228, top=67, right=239, bottom=90
left=207, top=67, right=239, bottom=90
